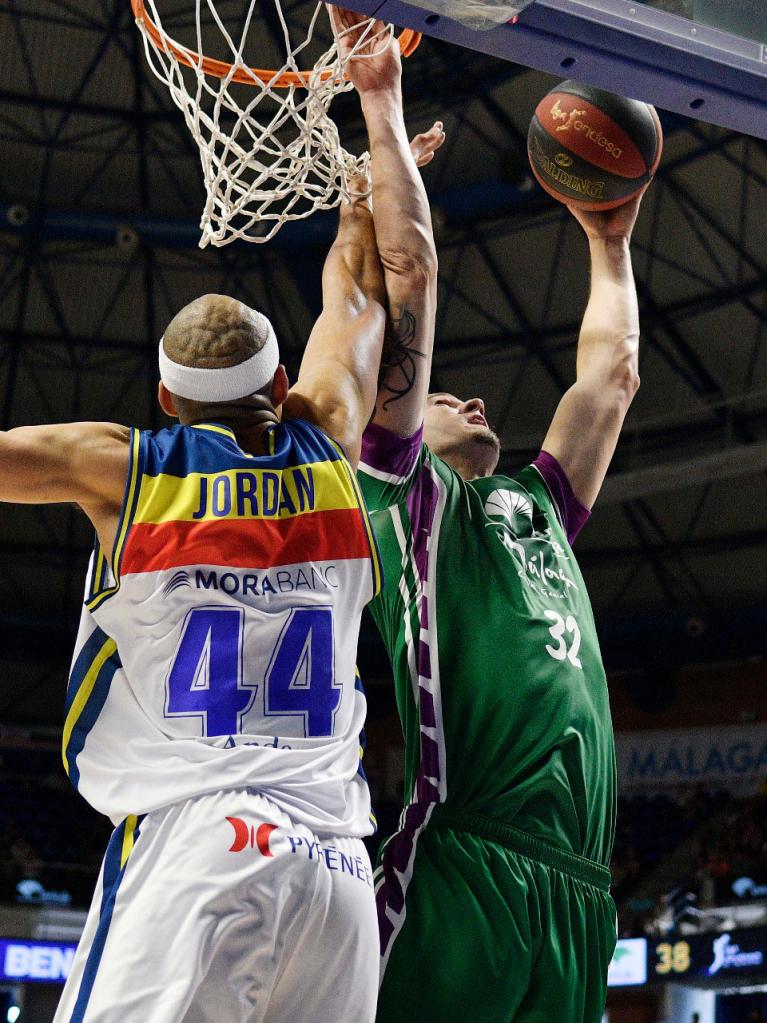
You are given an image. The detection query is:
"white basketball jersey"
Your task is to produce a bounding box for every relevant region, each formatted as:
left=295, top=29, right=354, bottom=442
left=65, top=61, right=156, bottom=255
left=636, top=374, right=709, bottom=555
left=63, top=420, right=381, bottom=836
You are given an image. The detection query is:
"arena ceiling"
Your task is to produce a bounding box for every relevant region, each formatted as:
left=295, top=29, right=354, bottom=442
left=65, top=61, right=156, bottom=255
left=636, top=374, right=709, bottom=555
left=1, top=0, right=766, bottom=726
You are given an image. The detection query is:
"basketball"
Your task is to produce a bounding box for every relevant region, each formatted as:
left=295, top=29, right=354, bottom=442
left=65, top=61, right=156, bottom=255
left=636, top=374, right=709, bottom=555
left=527, top=80, right=663, bottom=211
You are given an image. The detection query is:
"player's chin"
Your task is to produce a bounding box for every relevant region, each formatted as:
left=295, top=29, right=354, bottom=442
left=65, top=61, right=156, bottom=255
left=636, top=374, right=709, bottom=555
left=471, top=426, right=500, bottom=452
left=466, top=426, right=500, bottom=473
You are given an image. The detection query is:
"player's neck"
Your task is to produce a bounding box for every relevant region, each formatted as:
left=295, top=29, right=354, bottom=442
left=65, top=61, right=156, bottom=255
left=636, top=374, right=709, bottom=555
left=187, top=407, right=281, bottom=456
left=430, top=434, right=500, bottom=481
left=230, top=419, right=282, bottom=457
left=443, top=451, right=493, bottom=481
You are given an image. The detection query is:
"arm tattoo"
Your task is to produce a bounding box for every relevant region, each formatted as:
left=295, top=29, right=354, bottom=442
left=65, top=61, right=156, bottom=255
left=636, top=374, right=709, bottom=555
left=379, top=305, right=423, bottom=410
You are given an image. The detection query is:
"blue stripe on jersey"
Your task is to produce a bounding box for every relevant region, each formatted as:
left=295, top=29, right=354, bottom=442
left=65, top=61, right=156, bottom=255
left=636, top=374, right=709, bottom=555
left=354, top=670, right=369, bottom=783
left=69, top=815, right=143, bottom=1023
left=65, top=627, right=115, bottom=716
left=85, top=542, right=110, bottom=604
left=285, top=418, right=349, bottom=465
left=140, top=419, right=343, bottom=479
left=66, top=639, right=122, bottom=788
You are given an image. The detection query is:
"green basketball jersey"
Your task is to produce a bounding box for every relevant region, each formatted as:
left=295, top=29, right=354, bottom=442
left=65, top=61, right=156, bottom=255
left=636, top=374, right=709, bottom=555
left=358, top=424, right=616, bottom=870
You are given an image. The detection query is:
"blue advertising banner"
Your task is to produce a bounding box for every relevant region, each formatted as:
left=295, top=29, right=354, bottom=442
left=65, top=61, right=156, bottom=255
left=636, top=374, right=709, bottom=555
left=615, top=725, right=767, bottom=790
left=0, top=939, right=78, bottom=984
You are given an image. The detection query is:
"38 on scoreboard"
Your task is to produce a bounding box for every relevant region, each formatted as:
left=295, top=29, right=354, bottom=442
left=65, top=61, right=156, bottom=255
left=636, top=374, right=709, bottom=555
left=653, top=940, right=692, bottom=977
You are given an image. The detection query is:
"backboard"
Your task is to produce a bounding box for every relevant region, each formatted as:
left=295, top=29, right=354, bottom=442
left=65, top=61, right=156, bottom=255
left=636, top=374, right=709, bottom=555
left=342, top=0, right=767, bottom=140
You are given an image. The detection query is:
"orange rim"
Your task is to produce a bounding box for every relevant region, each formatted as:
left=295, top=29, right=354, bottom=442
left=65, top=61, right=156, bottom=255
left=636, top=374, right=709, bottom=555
left=131, top=0, right=421, bottom=88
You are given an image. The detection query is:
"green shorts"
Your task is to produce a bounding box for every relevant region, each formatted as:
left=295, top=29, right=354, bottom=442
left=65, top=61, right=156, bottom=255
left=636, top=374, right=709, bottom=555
left=376, top=806, right=617, bottom=1023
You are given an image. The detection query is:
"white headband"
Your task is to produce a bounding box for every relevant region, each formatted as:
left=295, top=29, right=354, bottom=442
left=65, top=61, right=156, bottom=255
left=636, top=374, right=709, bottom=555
left=158, top=318, right=279, bottom=402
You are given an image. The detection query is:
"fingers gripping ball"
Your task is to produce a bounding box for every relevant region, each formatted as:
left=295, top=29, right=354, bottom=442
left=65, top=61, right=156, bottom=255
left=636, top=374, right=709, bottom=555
left=527, top=80, right=663, bottom=211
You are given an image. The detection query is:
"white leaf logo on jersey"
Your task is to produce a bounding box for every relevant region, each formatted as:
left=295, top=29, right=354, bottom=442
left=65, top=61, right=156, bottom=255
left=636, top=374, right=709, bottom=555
left=484, top=487, right=579, bottom=598
left=484, top=489, right=533, bottom=525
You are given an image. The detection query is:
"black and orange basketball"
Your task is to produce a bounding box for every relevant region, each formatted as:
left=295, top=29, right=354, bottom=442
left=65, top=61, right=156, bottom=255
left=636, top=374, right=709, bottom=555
left=527, top=80, right=663, bottom=211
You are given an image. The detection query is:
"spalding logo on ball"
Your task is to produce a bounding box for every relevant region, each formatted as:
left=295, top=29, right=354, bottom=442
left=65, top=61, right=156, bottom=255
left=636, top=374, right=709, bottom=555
left=527, top=80, right=663, bottom=211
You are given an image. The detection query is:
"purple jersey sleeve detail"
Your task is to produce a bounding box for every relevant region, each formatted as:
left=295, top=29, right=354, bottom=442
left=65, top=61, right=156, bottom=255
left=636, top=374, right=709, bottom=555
left=360, top=421, right=424, bottom=480
left=534, top=450, right=591, bottom=544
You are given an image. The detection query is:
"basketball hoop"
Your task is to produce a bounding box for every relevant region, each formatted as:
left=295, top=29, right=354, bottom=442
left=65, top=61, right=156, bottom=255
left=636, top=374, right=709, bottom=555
left=131, top=0, right=421, bottom=246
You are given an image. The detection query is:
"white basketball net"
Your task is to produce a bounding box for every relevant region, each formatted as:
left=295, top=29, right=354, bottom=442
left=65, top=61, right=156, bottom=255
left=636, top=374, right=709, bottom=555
left=135, top=2, right=393, bottom=246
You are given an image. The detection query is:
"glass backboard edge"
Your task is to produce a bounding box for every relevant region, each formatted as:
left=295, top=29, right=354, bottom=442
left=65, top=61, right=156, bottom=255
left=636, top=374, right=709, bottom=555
left=355, top=0, right=767, bottom=139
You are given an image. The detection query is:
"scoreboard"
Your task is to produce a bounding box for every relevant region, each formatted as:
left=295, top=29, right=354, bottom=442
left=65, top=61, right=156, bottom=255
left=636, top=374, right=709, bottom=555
left=609, top=929, right=767, bottom=988
left=650, top=929, right=766, bottom=982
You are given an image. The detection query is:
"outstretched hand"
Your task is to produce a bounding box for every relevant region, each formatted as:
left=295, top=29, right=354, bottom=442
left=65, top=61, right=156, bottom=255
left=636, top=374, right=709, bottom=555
left=568, top=189, right=647, bottom=242
left=328, top=5, right=401, bottom=96
left=345, top=121, right=445, bottom=208
left=410, top=121, right=445, bottom=168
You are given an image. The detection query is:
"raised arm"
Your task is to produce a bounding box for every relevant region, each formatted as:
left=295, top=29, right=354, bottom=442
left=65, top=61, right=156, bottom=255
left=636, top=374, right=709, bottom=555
left=332, top=8, right=440, bottom=438
left=282, top=185, right=386, bottom=468
left=540, top=195, right=644, bottom=509
left=0, top=422, right=129, bottom=552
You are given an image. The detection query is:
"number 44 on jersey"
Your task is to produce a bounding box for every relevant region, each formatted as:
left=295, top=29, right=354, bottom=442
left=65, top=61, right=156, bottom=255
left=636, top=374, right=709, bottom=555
left=165, top=605, right=341, bottom=738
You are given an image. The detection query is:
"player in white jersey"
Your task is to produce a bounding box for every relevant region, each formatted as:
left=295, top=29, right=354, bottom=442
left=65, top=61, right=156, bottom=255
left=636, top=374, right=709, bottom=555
left=0, top=37, right=445, bottom=1022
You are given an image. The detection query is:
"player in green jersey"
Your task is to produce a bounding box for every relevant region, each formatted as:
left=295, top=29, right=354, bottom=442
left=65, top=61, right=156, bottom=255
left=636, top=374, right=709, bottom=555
left=352, top=41, right=654, bottom=1023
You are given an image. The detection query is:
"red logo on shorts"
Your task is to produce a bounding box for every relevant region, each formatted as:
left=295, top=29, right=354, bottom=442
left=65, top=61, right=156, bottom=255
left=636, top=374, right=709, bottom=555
left=226, top=816, right=278, bottom=856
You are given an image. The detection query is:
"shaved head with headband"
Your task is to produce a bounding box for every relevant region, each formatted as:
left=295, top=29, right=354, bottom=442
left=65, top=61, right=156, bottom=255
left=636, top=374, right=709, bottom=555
left=158, top=294, right=285, bottom=425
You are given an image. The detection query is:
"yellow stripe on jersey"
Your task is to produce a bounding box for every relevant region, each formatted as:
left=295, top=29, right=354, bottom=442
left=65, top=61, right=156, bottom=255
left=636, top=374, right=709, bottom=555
left=88, top=429, right=141, bottom=612
left=191, top=423, right=237, bottom=440
left=94, top=548, right=105, bottom=589
left=61, top=636, right=118, bottom=774
left=132, top=459, right=358, bottom=525
left=120, top=814, right=139, bottom=868
left=326, top=439, right=383, bottom=597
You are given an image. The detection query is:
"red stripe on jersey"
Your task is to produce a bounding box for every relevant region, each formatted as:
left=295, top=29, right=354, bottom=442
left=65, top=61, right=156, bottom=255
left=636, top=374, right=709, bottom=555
left=121, top=508, right=372, bottom=574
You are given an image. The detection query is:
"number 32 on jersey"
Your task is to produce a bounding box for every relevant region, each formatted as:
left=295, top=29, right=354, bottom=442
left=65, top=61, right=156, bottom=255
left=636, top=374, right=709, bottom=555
left=544, top=609, right=582, bottom=669
left=164, top=605, right=341, bottom=739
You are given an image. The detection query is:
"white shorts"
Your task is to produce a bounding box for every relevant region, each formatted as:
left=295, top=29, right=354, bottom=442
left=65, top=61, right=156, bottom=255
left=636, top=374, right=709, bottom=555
left=54, top=789, right=378, bottom=1023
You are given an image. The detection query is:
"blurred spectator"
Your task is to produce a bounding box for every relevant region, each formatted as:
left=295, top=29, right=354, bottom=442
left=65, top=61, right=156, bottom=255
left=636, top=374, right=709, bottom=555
left=9, top=834, right=42, bottom=878
left=0, top=743, right=111, bottom=906
left=609, top=788, right=767, bottom=934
